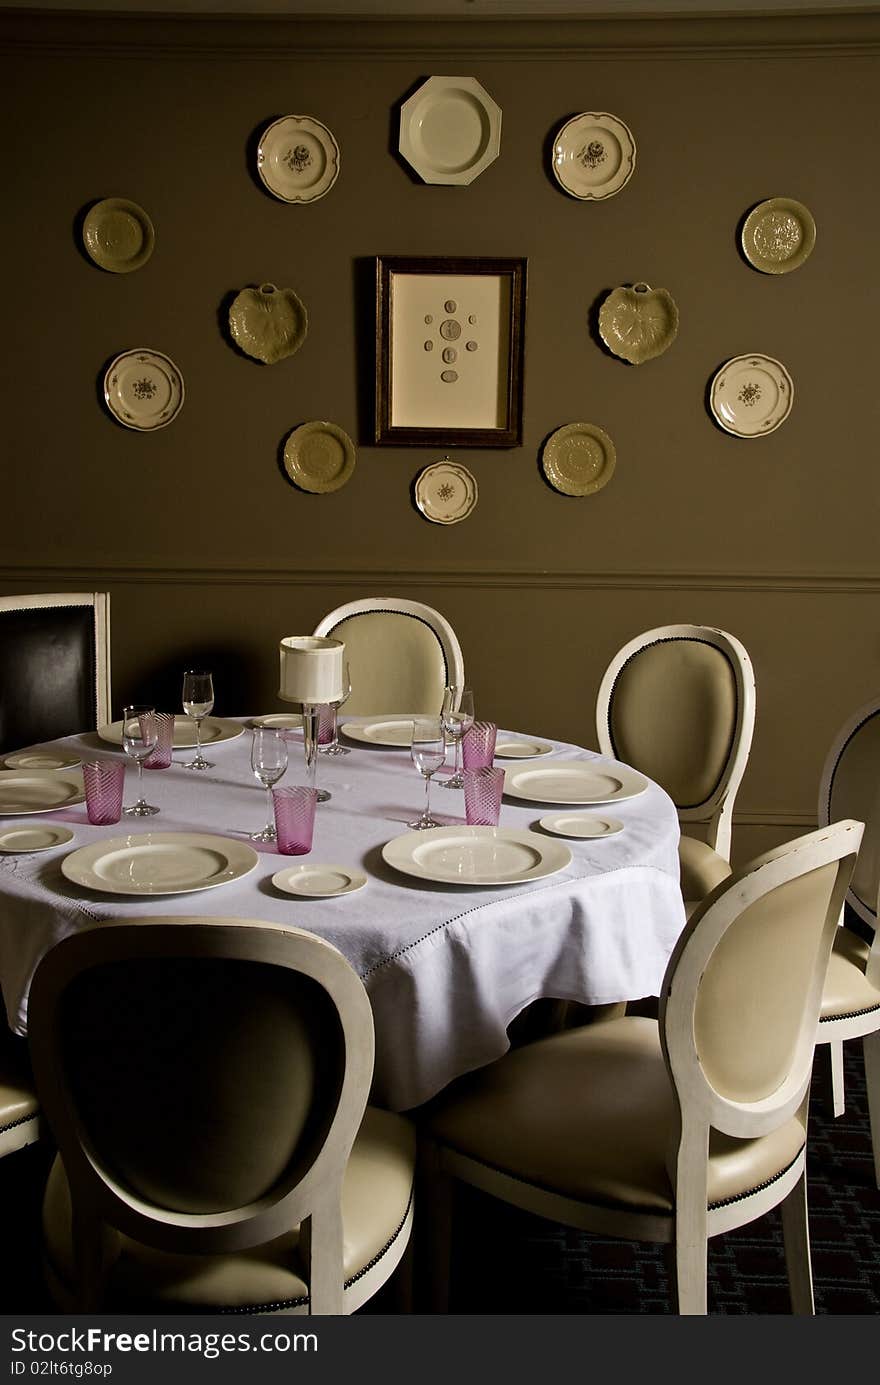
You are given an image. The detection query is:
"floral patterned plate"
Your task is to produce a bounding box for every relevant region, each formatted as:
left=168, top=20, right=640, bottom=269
left=541, top=423, right=616, bottom=497
left=741, top=198, right=816, bottom=275
left=103, top=349, right=184, bottom=432
left=414, top=460, right=478, bottom=524
left=552, top=112, right=636, bottom=201
left=709, top=354, right=794, bottom=438
left=257, top=115, right=340, bottom=204
left=283, top=421, right=356, bottom=493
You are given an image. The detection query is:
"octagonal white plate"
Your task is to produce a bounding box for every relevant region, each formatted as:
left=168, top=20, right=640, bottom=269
left=399, top=76, right=502, bottom=185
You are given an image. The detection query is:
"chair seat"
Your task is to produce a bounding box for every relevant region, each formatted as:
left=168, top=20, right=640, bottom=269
left=44, top=1106, right=414, bottom=1312
left=679, top=835, right=732, bottom=915
left=423, top=1017, right=806, bottom=1215
left=0, top=1039, right=40, bottom=1156
left=820, top=927, right=880, bottom=1021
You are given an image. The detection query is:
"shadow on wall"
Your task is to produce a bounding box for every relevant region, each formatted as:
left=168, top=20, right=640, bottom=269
left=120, top=646, right=257, bottom=718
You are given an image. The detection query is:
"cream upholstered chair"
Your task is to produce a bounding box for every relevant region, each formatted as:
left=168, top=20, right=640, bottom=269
left=312, top=598, right=464, bottom=717
left=419, top=821, right=862, bottom=1315
left=0, top=593, right=111, bottom=754
left=28, top=918, right=415, bottom=1314
left=816, top=698, right=880, bottom=1181
left=0, top=1029, right=40, bottom=1159
left=596, top=624, right=755, bottom=911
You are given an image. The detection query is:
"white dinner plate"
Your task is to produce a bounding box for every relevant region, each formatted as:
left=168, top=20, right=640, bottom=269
left=0, top=823, right=75, bottom=853
left=0, top=770, right=85, bottom=815
left=249, top=714, right=304, bottom=732
left=539, top=813, right=624, bottom=840
left=494, top=738, right=553, bottom=759
left=2, top=749, right=81, bottom=772
left=98, top=716, right=243, bottom=750
left=504, top=761, right=648, bottom=805
left=272, top=863, right=367, bottom=898
left=61, top=832, right=259, bottom=896
left=340, top=718, right=421, bottom=748
left=382, top=825, right=571, bottom=887
left=103, top=348, right=184, bottom=432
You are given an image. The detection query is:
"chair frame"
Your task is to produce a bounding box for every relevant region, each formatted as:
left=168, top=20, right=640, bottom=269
left=421, top=821, right=861, bottom=1314
left=312, top=597, right=465, bottom=701
left=816, top=698, right=880, bottom=1172
left=0, top=592, right=111, bottom=731
left=28, top=917, right=408, bottom=1315
left=596, top=623, right=755, bottom=860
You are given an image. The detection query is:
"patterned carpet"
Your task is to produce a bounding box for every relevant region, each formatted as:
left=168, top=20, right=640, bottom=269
left=1, top=1040, right=876, bottom=1315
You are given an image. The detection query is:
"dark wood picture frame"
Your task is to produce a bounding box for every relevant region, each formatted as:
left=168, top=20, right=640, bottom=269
left=375, top=256, right=527, bottom=448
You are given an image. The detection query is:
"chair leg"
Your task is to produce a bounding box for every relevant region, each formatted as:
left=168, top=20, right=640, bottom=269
left=828, top=1040, right=846, bottom=1117
left=671, top=1238, right=707, bottom=1315
left=415, top=1136, right=454, bottom=1313
left=780, top=1170, right=814, bottom=1315
left=863, top=1030, right=880, bottom=1189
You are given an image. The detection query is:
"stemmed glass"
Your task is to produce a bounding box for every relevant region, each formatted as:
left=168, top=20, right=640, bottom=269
left=250, top=727, right=288, bottom=842
left=182, top=670, right=214, bottom=771
left=319, top=661, right=352, bottom=756
left=122, top=705, right=159, bottom=817
left=439, top=686, right=474, bottom=790
left=408, top=716, right=446, bottom=830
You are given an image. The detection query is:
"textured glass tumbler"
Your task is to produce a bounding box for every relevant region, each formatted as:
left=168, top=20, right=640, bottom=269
left=463, top=767, right=505, bottom=826
left=462, top=721, right=497, bottom=770
left=272, top=785, right=318, bottom=855
left=143, top=712, right=175, bottom=769
left=317, top=703, right=337, bottom=748
left=82, top=760, right=125, bottom=825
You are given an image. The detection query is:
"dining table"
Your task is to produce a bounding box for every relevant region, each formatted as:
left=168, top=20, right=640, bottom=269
left=0, top=715, right=687, bottom=1112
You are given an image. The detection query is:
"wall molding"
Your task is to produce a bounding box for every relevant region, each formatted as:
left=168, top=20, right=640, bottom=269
left=2, top=564, right=879, bottom=593
left=1, top=9, right=878, bottom=60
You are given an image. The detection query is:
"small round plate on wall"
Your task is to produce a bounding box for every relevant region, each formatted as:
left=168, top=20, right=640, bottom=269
left=741, top=198, right=816, bottom=274
left=709, top=354, right=794, bottom=437
left=541, top=423, right=616, bottom=496
left=283, top=421, right=356, bottom=493
left=414, top=459, right=478, bottom=524
left=598, top=283, right=679, bottom=364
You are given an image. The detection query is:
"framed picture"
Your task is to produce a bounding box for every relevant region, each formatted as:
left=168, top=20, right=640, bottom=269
left=375, top=256, right=527, bottom=448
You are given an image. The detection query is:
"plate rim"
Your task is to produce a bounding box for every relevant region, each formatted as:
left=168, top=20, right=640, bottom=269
left=0, top=768, right=85, bottom=815
left=382, top=823, right=572, bottom=886
left=97, top=716, right=243, bottom=749
left=552, top=110, right=636, bottom=201
left=504, top=760, right=648, bottom=805
left=542, top=421, right=617, bottom=497
left=283, top=419, right=357, bottom=494
left=538, top=812, right=624, bottom=839
left=0, top=822, right=76, bottom=852
left=493, top=738, right=553, bottom=759
left=82, top=197, right=155, bottom=273
left=340, top=717, right=421, bottom=747
left=399, top=75, right=502, bottom=186
left=741, top=196, right=816, bottom=275
left=257, top=114, right=341, bottom=203
left=103, top=347, right=185, bottom=432
left=272, top=862, right=368, bottom=897
left=709, top=353, right=794, bottom=438
left=249, top=713, right=305, bottom=730
left=60, top=831, right=259, bottom=896
left=2, top=749, right=81, bottom=771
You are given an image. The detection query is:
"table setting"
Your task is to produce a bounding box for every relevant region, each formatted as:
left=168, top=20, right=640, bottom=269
left=0, top=638, right=686, bottom=1111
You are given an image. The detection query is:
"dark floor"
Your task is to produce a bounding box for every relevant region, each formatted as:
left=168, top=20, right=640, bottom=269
left=2, top=1039, right=877, bottom=1315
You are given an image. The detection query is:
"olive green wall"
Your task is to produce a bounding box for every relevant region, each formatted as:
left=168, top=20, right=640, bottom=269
left=2, top=10, right=879, bottom=864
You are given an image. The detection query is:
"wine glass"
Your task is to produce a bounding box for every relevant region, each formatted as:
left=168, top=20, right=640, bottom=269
left=408, top=716, right=446, bottom=830
left=122, top=705, right=159, bottom=817
left=250, top=727, right=288, bottom=842
left=319, top=661, right=352, bottom=756
left=182, top=670, right=214, bottom=770
left=439, top=686, right=474, bottom=790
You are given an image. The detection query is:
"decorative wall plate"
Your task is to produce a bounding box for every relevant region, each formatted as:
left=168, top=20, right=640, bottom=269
left=103, top=349, right=184, bottom=431
left=284, top=420, right=356, bottom=493
left=82, top=198, right=155, bottom=273
left=414, top=459, right=478, bottom=524
left=598, top=283, right=679, bottom=364
left=741, top=198, right=816, bottom=275
left=709, top=354, right=794, bottom=438
left=229, top=283, right=308, bottom=364
left=552, top=112, right=636, bottom=200
left=541, top=423, right=616, bottom=497
left=399, top=76, right=502, bottom=186
left=256, top=115, right=340, bottom=203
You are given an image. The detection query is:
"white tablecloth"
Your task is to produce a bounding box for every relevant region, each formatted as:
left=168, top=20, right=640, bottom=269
left=0, top=720, right=686, bottom=1111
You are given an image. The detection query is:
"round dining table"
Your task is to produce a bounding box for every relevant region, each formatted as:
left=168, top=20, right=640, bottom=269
left=0, top=716, right=687, bottom=1112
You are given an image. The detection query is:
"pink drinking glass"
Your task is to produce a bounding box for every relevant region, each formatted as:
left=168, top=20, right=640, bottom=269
left=82, top=760, right=125, bottom=826
left=272, top=786, right=318, bottom=855
left=462, top=721, right=497, bottom=771
left=143, top=712, right=175, bottom=769
left=462, top=767, right=505, bottom=826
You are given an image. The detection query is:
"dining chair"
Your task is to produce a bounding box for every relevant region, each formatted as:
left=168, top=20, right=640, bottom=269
left=28, top=917, right=415, bottom=1314
left=816, top=698, right=880, bottom=1182
left=312, top=597, right=465, bottom=717
left=0, top=593, right=111, bottom=755
left=418, top=820, right=862, bottom=1314
left=596, top=624, right=755, bottom=910
left=0, top=1029, right=41, bottom=1160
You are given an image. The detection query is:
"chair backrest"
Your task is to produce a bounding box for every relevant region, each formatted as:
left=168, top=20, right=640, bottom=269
left=818, top=697, right=880, bottom=934
left=27, top=917, right=375, bottom=1312
left=0, top=593, right=111, bottom=754
left=312, top=597, right=465, bottom=716
left=660, top=820, right=861, bottom=1151
left=596, top=623, right=755, bottom=859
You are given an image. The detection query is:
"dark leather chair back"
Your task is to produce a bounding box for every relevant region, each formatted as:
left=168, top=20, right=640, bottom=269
left=0, top=595, right=110, bottom=754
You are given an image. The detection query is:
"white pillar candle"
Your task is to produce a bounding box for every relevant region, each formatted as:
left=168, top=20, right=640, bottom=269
left=279, top=636, right=345, bottom=705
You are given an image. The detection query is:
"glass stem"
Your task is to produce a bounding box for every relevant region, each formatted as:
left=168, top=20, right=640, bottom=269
left=195, top=718, right=203, bottom=762
left=137, top=759, right=144, bottom=803
left=266, top=786, right=274, bottom=831
left=303, top=704, right=318, bottom=792
left=424, top=773, right=432, bottom=822
left=454, top=738, right=462, bottom=779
